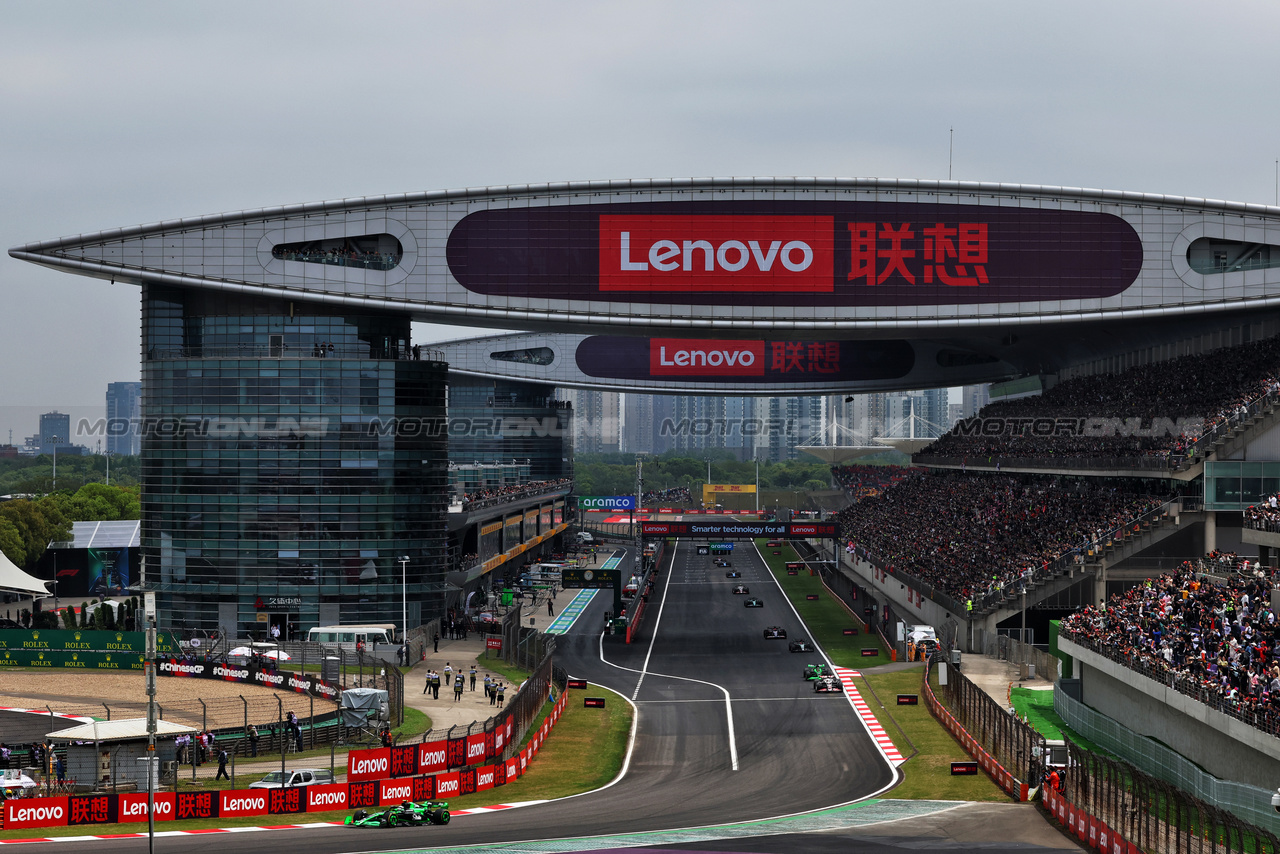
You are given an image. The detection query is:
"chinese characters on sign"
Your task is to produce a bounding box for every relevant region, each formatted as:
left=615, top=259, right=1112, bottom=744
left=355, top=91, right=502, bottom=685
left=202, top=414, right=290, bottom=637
left=849, top=222, right=989, bottom=287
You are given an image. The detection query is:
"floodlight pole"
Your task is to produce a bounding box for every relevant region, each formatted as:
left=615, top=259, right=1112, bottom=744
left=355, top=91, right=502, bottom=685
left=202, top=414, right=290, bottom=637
left=398, top=557, right=410, bottom=646
left=144, top=591, right=157, bottom=854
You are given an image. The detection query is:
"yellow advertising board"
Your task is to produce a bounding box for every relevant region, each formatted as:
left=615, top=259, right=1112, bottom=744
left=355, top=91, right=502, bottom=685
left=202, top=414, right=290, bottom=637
left=702, top=484, right=757, bottom=505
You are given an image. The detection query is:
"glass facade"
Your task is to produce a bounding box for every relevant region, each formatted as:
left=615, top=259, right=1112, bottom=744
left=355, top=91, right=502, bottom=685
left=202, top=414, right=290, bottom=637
left=140, top=285, right=448, bottom=637
left=447, top=378, right=573, bottom=481
left=1204, top=461, right=1280, bottom=510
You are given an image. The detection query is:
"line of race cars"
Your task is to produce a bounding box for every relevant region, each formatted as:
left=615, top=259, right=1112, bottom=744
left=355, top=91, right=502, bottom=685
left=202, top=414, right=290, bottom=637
left=713, top=552, right=844, bottom=694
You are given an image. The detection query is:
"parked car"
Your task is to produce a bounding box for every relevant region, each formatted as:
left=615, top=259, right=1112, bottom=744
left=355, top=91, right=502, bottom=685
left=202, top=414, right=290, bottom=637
left=249, top=768, right=336, bottom=789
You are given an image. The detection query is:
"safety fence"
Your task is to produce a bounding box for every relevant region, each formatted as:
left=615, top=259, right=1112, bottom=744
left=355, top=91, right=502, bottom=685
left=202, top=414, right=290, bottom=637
left=973, top=629, right=1061, bottom=681
left=0, top=658, right=571, bottom=832
left=1055, top=687, right=1280, bottom=838
left=1043, top=743, right=1280, bottom=854
left=924, top=656, right=1041, bottom=800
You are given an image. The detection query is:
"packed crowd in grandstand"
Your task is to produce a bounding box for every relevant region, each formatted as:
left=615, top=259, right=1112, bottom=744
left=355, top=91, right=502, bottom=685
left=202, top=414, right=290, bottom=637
left=641, top=486, right=693, bottom=506
left=1060, top=564, right=1280, bottom=729
left=918, top=336, right=1280, bottom=465
left=832, top=466, right=1174, bottom=604
left=1244, top=493, right=1280, bottom=533
left=460, top=478, right=572, bottom=509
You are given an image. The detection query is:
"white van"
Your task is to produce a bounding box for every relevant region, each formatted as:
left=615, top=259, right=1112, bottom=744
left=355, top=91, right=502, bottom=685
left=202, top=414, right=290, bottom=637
left=306, top=624, right=397, bottom=650
left=576, top=532, right=595, bottom=545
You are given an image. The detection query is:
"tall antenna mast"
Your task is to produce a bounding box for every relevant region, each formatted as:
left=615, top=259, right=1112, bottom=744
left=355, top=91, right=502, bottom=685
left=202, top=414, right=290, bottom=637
left=949, top=127, right=954, bottom=180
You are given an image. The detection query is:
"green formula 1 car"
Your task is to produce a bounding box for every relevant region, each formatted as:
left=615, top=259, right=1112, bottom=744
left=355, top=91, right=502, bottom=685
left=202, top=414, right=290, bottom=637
left=803, top=662, right=833, bottom=680
left=345, top=800, right=451, bottom=827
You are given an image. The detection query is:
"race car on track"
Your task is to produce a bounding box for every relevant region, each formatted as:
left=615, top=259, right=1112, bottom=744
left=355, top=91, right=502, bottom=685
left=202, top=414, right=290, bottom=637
left=813, top=675, right=844, bottom=693
left=714, top=559, right=732, bottom=567
left=744, top=597, right=763, bottom=607
left=788, top=638, right=814, bottom=653
left=763, top=626, right=787, bottom=639
left=803, top=663, right=833, bottom=680
left=725, top=570, right=741, bottom=579
left=731, top=585, right=750, bottom=594
left=345, top=801, right=451, bottom=827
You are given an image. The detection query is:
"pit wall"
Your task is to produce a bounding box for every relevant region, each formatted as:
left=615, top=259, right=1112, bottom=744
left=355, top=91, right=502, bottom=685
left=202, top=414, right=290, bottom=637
left=2, top=690, right=570, bottom=832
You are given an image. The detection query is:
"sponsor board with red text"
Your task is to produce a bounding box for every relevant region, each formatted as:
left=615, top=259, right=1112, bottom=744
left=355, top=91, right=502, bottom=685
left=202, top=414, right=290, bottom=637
left=578, top=337, right=913, bottom=384
left=2, top=686, right=576, bottom=832
left=346, top=747, right=390, bottom=781
left=219, top=790, right=268, bottom=818
left=117, top=792, right=175, bottom=822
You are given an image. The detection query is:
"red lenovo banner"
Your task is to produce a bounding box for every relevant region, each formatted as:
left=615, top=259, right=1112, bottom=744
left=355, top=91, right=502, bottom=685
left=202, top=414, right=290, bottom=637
left=307, top=784, right=347, bottom=812
left=475, top=764, right=497, bottom=792
left=219, top=789, right=269, bottom=818
left=118, top=792, right=175, bottom=823
left=5, top=797, right=69, bottom=829
left=650, top=339, right=766, bottom=377
left=68, top=794, right=116, bottom=825
left=418, top=738, right=449, bottom=774
left=434, top=771, right=462, bottom=800
left=505, top=756, right=520, bottom=781
left=378, top=777, right=416, bottom=806
left=599, top=214, right=834, bottom=293
left=347, top=747, right=390, bottom=781
left=466, top=732, right=487, bottom=765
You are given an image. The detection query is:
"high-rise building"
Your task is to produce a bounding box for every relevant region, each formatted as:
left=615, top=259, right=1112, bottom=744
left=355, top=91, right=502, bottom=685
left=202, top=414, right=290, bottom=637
left=561, top=389, right=619, bottom=455
left=105, top=382, right=142, bottom=455
left=139, top=285, right=450, bottom=636
left=961, top=384, right=992, bottom=418
left=39, top=411, right=70, bottom=453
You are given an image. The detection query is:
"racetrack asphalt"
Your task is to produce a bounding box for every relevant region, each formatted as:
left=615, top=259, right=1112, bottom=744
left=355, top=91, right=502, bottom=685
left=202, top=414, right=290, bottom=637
left=65, top=533, right=1080, bottom=853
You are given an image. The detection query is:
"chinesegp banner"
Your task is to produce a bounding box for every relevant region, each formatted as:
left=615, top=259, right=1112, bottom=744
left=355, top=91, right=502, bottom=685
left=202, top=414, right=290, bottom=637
left=155, top=658, right=340, bottom=701
left=347, top=747, right=390, bottom=782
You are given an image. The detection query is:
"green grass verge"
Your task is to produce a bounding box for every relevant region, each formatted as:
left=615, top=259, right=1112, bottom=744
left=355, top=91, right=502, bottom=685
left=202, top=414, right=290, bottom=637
left=861, top=666, right=1006, bottom=801
left=757, top=539, right=891, bottom=667
left=0, top=683, right=633, bottom=839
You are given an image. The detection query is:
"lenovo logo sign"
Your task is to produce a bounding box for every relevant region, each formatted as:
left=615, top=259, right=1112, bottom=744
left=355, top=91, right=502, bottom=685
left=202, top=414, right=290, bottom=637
left=651, top=339, right=765, bottom=376
left=600, top=215, right=833, bottom=292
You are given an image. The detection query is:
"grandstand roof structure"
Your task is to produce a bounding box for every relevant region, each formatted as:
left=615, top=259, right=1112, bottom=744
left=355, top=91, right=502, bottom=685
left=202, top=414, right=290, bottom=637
left=12, top=177, right=1280, bottom=393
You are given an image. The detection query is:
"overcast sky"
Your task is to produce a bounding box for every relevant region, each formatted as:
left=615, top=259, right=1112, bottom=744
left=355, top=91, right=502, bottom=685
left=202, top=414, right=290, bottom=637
left=2, top=1, right=1278, bottom=446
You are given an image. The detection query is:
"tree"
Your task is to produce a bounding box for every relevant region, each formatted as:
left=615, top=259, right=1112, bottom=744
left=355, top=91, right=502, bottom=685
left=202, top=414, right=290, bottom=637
left=79, top=603, right=89, bottom=628
left=0, top=518, right=25, bottom=567
left=62, top=607, right=76, bottom=630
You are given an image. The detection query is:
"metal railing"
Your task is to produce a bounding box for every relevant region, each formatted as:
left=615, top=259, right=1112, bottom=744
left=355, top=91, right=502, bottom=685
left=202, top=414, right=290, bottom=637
left=1056, top=687, right=1280, bottom=839
left=1060, top=627, right=1280, bottom=738
left=933, top=655, right=1045, bottom=785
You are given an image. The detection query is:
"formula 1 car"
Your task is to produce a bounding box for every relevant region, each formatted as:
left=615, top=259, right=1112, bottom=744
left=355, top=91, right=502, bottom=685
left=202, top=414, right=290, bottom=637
left=803, top=662, right=833, bottom=680
left=725, top=570, right=741, bottom=579
left=714, top=559, right=732, bottom=567
left=763, top=626, right=787, bottom=639
left=731, top=585, right=750, bottom=594
left=345, top=800, right=451, bottom=827
left=744, top=597, right=763, bottom=608
left=788, top=638, right=814, bottom=653
left=813, top=675, right=844, bottom=693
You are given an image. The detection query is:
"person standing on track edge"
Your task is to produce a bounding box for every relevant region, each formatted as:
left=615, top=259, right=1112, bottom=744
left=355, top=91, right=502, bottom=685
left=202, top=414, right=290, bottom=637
left=547, top=598, right=554, bottom=617
left=469, top=664, right=477, bottom=691
left=433, top=632, right=439, bottom=653
left=215, top=748, right=229, bottom=780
